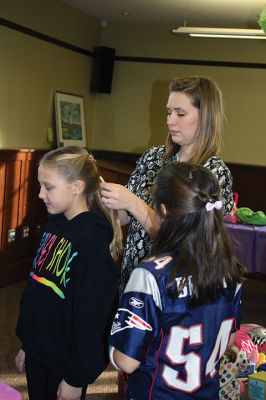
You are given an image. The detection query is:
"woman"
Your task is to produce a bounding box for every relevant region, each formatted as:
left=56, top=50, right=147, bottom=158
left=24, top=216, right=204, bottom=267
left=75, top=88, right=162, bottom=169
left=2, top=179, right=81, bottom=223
left=100, top=76, right=234, bottom=292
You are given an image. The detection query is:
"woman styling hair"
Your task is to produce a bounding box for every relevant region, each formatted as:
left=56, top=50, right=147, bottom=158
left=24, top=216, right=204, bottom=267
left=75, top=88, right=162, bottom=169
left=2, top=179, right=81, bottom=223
left=100, top=76, right=234, bottom=293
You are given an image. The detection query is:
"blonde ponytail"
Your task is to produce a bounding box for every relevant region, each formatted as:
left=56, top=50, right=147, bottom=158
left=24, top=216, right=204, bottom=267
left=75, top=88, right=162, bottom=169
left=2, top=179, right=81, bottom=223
left=93, top=189, right=123, bottom=261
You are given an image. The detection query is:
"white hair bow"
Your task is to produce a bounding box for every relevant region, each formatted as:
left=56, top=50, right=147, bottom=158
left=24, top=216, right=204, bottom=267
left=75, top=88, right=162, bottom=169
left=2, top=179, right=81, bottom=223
left=205, top=200, right=222, bottom=212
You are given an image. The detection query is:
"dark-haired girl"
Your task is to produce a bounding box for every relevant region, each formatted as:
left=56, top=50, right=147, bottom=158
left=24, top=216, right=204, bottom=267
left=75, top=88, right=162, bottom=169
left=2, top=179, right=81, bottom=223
left=109, top=162, right=245, bottom=400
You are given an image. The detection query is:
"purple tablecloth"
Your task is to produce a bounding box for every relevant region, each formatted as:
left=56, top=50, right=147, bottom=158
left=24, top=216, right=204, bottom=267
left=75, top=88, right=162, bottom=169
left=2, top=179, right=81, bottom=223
left=225, top=222, right=266, bottom=274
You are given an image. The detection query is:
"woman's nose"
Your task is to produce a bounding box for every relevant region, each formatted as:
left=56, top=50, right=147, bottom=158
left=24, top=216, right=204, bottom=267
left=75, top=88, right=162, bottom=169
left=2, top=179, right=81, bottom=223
left=167, top=112, right=176, bottom=124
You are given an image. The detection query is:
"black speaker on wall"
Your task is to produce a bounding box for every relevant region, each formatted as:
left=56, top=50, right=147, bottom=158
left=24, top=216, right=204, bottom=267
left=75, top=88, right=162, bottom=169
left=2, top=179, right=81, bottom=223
left=90, top=46, right=116, bottom=94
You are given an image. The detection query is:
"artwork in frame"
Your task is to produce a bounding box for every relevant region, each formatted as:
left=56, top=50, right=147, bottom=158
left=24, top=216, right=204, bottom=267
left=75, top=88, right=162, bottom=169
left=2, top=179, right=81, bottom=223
left=54, top=91, right=87, bottom=147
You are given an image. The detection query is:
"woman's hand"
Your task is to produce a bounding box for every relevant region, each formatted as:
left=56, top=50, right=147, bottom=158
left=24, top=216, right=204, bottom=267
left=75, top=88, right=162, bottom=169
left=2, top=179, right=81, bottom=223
left=100, top=182, right=159, bottom=238
left=57, top=380, right=82, bottom=400
left=100, top=182, right=136, bottom=212
left=15, top=348, right=25, bottom=373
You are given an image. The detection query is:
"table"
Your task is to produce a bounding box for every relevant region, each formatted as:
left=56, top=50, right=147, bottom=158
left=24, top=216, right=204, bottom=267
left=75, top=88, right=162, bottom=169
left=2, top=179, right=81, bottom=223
left=225, top=222, right=266, bottom=275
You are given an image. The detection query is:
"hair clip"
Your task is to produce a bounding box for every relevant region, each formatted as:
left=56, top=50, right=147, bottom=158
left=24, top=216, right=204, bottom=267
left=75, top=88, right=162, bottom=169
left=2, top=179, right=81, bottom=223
left=205, top=200, right=222, bottom=212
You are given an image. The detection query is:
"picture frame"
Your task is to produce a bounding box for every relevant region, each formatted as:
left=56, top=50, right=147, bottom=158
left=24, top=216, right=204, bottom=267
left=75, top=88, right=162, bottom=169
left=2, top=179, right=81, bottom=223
left=54, top=91, right=87, bottom=147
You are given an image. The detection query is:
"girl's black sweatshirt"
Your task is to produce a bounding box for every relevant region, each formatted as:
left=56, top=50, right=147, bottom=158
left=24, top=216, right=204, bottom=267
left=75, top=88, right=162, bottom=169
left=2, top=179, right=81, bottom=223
left=16, top=211, right=118, bottom=387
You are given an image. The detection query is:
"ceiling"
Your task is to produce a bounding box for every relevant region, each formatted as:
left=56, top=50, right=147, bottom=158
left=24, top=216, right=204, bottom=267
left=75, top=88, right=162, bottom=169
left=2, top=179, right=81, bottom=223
left=61, top=0, right=266, bottom=28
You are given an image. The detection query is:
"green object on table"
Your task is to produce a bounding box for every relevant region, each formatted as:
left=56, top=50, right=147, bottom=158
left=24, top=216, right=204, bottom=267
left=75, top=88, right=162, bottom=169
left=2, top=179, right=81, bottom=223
left=258, top=5, right=266, bottom=33
left=237, top=207, right=266, bottom=226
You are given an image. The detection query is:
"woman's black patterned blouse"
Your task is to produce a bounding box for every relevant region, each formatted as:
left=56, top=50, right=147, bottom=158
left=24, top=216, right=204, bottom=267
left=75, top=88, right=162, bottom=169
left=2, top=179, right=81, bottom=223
left=119, top=145, right=234, bottom=293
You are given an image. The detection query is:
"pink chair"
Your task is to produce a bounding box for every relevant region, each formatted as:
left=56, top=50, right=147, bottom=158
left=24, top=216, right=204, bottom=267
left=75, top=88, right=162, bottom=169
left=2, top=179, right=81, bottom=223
left=0, top=381, right=22, bottom=400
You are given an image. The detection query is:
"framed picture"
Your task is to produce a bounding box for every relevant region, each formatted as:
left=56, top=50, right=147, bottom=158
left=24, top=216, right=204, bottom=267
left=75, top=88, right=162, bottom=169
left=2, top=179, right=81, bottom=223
left=54, top=92, right=87, bottom=147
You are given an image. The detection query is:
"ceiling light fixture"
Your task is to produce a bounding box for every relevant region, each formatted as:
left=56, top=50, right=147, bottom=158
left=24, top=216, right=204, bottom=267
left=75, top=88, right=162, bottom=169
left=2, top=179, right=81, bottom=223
left=171, top=27, right=266, bottom=39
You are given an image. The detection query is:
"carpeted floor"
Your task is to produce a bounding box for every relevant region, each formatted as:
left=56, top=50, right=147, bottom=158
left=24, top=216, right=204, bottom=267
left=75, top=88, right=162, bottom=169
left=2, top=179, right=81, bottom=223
left=0, top=275, right=265, bottom=399
left=0, top=281, right=119, bottom=400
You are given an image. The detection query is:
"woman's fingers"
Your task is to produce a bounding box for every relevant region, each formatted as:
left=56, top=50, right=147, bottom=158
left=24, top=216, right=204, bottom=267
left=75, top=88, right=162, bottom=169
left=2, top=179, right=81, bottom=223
left=100, top=182, right=133, bottom=211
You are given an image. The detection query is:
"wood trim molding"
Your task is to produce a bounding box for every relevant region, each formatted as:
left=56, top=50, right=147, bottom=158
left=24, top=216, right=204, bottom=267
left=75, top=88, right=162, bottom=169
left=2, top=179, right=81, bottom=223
left=0, top=17, right=93, bottom=57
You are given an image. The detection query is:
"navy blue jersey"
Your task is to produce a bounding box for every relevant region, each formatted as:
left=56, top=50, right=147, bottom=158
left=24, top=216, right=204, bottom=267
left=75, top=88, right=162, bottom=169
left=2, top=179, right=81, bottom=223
left=109, top=255, right=242, bottom=400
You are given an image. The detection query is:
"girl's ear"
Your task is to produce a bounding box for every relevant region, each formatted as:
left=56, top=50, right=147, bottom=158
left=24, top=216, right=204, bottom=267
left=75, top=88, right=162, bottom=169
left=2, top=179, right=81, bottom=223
left=160, top=203, right=167, bottom=216
left=155, top=203, right=167, bottom=226
left=72, top=180, right=85, bottom=195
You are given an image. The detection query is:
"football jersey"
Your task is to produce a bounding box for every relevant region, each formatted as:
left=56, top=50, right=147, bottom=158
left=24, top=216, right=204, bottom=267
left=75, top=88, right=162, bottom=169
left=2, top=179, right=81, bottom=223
left=109, top=254, right=242, bottom=400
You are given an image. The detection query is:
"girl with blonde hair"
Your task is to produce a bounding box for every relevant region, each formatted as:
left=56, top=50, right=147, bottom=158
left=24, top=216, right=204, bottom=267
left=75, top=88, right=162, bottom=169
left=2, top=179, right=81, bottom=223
left=15, top=146, right=122, bottom=400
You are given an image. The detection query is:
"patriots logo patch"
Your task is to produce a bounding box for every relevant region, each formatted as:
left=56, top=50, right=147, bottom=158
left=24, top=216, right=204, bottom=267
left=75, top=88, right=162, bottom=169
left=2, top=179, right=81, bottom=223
left=110, top=308, right=152, bottom=335
left=129, top=297, right=144, bottom=308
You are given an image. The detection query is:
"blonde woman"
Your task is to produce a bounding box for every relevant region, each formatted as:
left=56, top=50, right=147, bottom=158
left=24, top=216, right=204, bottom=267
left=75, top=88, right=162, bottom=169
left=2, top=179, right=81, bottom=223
left=100, top=76, right=234, bottom=293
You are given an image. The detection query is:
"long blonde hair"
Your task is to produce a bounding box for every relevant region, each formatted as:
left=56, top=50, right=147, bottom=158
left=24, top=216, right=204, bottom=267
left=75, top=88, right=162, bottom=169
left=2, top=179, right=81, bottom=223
left=40, top=146, right=123, bottom=261
left=165, top=76, right=224, bottom=165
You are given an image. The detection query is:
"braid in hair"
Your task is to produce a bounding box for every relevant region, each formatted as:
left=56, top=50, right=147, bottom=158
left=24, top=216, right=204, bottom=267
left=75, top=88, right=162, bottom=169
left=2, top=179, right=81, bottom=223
left=150, top=162, right=245, bottom=304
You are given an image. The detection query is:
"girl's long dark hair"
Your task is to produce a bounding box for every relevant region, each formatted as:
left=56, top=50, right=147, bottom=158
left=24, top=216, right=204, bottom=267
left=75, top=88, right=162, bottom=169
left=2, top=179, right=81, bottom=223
left=150, top=162, right=245, bottom=305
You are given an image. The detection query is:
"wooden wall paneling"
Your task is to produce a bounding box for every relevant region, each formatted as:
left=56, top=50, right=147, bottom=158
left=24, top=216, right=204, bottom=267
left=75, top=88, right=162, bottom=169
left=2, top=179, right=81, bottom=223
left=30, top=155, right=47, bottom=238
left=2, top=159, right=21, bottom=250
left=16, top=153, right=35, bottom=259
left=0, top=150, right=47, bottom=289
left=0, top=161, right=7, bottom=247
left=98, top=167, right=129, bottom=186
left=228, top=163, right=266, bottom=212
left=0, top=157, right=24, bottom=288
left=15, top=151, right=46, bottom=280
left=94, top=151, right=266, bottom=212
left=17, top=153, right=30, bottom=226
left=0, top=149, right=264, bottom=289
left=97, top=160, right=134, bottom=186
